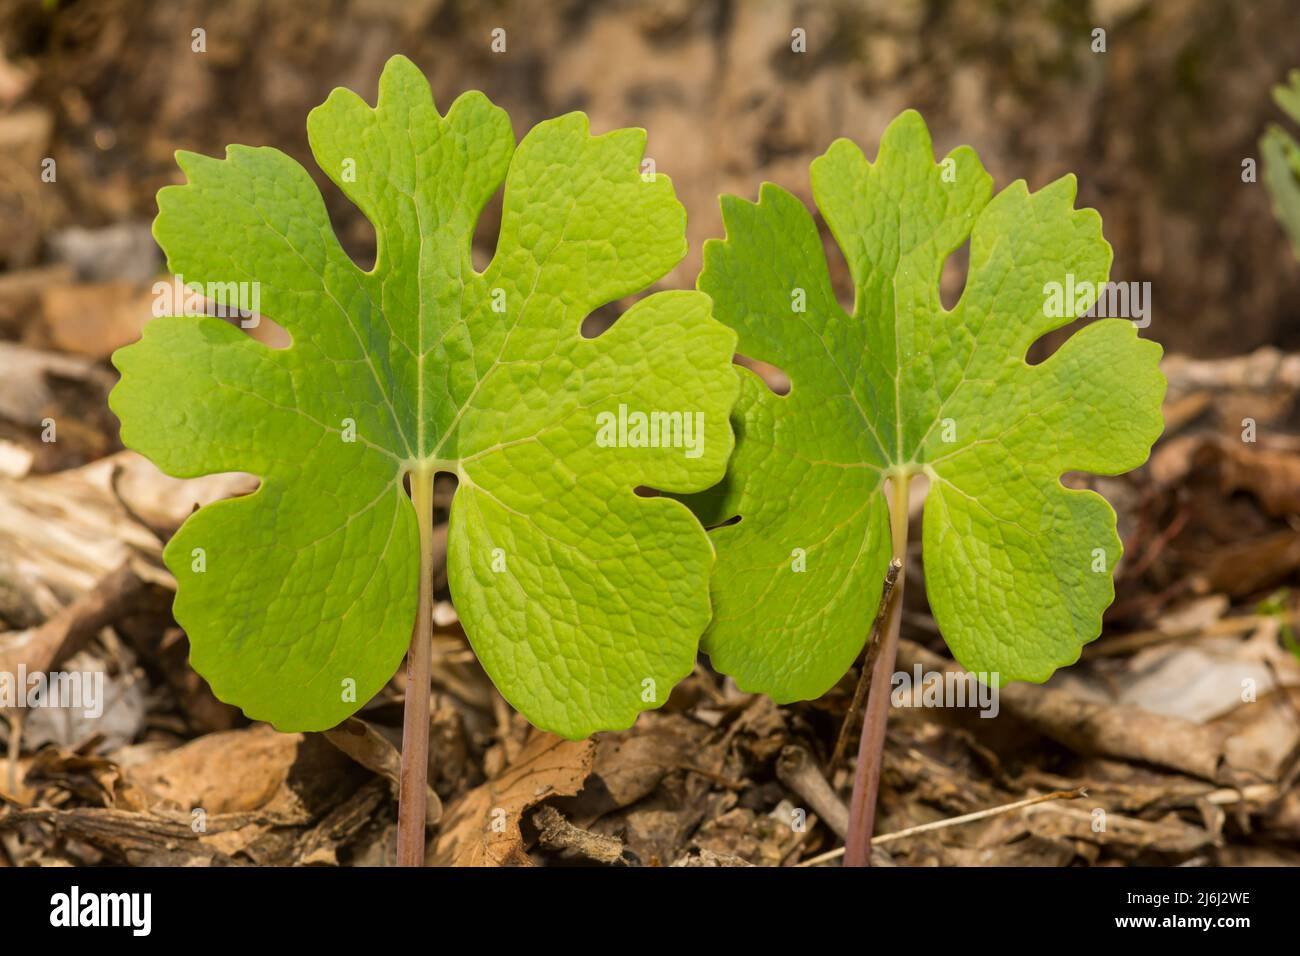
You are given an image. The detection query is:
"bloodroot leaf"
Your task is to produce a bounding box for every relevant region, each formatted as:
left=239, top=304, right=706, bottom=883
left=692, top=110, right=1164, bottom=701
left=111, top=55, right=738, bottom=738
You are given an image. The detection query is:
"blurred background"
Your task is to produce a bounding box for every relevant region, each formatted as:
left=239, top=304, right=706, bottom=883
left=6, top=0, right=1300, bottom=356
left=1, top=0, right=1298, bottom=868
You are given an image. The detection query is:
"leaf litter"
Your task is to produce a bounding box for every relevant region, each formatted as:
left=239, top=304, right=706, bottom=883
left=2, top=7, right=1300, bottom=868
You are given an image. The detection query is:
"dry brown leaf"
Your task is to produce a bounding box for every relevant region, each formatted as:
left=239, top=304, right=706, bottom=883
left=1198, top=530, right=1300, bottom=597
left=0, top=341, right=113, bottom=429
left=581, top=716, right=706, bottom=814
left=1209, top=438, right=1300, bottom=517
left=125, top=723, right=357, bottom=821
left=38, top=281, right=156, bottom=360
left=430, top=732, right=594, bottom=866
left=21, top=745, right=121, bottom=806
left=0, top=451, right=254, bottom=621
left=689, top=805, right=806, bottom=866
left=0, top=108, right=55, bottom=268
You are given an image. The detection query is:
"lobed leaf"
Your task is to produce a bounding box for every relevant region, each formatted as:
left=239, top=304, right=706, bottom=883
left=112, top=55, right=738, bottom=737
left=693, top=110, right=1165, bottom=700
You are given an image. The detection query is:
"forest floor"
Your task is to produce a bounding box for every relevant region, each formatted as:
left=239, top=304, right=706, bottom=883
left=1, top=0, right=1299, bottom=866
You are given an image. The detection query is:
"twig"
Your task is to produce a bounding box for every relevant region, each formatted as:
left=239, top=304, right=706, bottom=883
left=797, top=787, right=1087, bottom=867
left=0, top=562, right=151, bottom=680
left=1203, top=783, right=1278, bottom=806
left=325, top=717, right=442, bottom=825
left=1089, top=616, right=1239, bottom=656
left=533, top=805, right=626, bottom=865
left=776, top=744, right=849, bottom=839
left=897, top=639, right=1229, bottom=782
left=830, top=558, right=903, bottom=771
left=1086, top=608, right=1300, bottom=657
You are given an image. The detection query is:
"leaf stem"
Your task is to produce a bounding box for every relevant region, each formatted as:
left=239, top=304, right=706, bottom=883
left=829, top=557, right=903, bottom=771
left=843, top=473, right=911, bottom=867
left=396, top=466, right=435, bottom=867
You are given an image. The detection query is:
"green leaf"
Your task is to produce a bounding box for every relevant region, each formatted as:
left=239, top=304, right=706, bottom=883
left=1272, top=68, right=1300, bottom=127
left=110, top=55, right=738, bottom=738
left=693, top=110, right=1164, bottom=701
left=1263, top=69, right=1300, bottom=259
